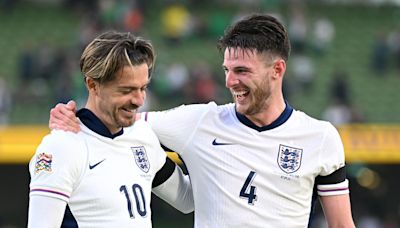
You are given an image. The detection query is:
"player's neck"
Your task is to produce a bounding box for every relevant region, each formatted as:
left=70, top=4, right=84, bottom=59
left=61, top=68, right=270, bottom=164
left=245, top=97, right=286, bottom=127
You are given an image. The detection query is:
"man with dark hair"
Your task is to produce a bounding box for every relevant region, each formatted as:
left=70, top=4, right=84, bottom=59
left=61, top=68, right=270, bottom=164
left=50, top=15, right=355, bottom=227
left=28, top=31, right=193, bottom=227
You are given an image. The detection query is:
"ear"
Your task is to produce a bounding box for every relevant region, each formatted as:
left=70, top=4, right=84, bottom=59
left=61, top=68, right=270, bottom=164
left=273, top=59, right=286, bottom=79
left=85, top=77, right=98, bottom=94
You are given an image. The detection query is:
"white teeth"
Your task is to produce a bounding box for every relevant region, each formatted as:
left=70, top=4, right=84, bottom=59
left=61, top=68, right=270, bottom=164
left=233, top=91, right=247, bottom=96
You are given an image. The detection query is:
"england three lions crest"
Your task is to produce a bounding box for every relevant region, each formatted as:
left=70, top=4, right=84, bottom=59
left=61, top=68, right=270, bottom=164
left=132, top=146, right=150, bottom=173
left=277, top=145, right=303, bottom=174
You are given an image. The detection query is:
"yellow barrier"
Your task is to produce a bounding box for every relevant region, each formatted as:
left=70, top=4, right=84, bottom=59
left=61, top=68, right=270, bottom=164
left=0, top=125, right=49, bottom=164
left=339, top=124, right=400, bottom=164
left=1, top=124, right=399, bottom=164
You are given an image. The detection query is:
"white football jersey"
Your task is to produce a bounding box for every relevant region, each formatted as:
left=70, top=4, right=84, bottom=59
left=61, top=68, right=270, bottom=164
left=29, top=110, right=167, bottom=227
left=143, top=102, right=349, bottom=228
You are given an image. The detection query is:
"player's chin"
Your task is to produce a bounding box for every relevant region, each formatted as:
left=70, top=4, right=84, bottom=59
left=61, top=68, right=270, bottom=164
left=120, top=118, right=135, bottom=127
left=117, top=114, right=136, bottom=127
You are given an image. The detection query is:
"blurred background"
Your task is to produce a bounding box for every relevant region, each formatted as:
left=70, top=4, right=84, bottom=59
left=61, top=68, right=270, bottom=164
left=0, top=0, right=399, bottom=227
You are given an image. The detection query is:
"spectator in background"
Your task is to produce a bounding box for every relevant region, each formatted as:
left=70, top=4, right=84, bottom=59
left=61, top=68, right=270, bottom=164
left=161, top=3, right=192, bottom=45
left=330, top=69, right=350, bottom=105
left=53, top=50, right=74, bottom=104
left=98, top=0, right=118, bottom=28
left=290, top=47, right=315, bottom=93
left=387, top=28, right=400, bottom=72
left=164, top=62, right=190, bottom=99
left=123, top=1, right=143, bottom=33
left=371, top=31, right=389, bottom=75
left=17, top=42, right=53, bottom=102
left=190, top=62, right=218, bottom=103
left=288, top=1, right=308, bottom=53
left=18, top=42, right=36, bottom=100
left=78, top=16, right=102, bottom=51
left=0, top=77, right=11, bottom=125
left=312, top=16, right=335, bottom=56
left=323, top=69, right=364, bottom=126
left=36, top=42, right=54, bottom=81
left=28, top=42, right=58, bottom=100
left=18, top=42, right=36, bottom=83
left=322, top=98, right=352, bottom=126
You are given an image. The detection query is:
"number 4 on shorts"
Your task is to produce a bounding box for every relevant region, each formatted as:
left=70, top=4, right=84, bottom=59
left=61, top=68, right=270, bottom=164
left=239, top=171, right=257, bottom=205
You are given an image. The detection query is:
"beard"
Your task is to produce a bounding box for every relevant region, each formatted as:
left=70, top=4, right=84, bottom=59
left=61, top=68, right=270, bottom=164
left=115, top=113, right=135, bottom=128
left=234, top=79, right=271, bottom=116
left=98, top=103, right=138, bottom=133
left=114, top=107, right=137, bottom=128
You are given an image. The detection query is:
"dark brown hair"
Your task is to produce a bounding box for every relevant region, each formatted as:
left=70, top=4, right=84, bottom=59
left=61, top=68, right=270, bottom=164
left=217, top=14, right=291, bottom=61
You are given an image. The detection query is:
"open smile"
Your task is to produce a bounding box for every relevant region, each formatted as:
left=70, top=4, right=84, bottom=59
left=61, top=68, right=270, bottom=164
left=233, top=90, right=249, bottom=102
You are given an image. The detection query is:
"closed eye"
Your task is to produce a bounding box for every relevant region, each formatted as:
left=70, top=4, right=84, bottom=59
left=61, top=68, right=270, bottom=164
left=119, top=89, right=132, bottom=94
left=140, top=85, right=148, bottom=92
left=118, top=84, right=148, bottom=94
left=234, top=67, right=250, bottom=74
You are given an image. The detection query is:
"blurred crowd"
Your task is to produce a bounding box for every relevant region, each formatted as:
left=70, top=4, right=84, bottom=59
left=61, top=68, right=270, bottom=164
left=1, top=0, right=400, bottom=126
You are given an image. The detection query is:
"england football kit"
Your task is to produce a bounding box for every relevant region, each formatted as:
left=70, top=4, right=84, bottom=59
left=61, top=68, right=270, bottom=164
left=143, top=102, right=349, bottom=228
left=29, top=109, right=193, bottom=227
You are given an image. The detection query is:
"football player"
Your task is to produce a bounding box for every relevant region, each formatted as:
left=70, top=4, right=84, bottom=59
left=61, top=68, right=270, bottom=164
left=28, top=31, right=193, bottom=228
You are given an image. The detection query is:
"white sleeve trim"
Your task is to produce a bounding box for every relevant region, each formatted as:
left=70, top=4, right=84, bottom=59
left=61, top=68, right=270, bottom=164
left=317, top=179, right=349, bottom=196
left=30, top=187, right=70, bottom=202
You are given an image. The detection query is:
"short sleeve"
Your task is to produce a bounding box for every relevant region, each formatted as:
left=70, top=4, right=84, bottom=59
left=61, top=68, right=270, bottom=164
left=319, top=123, right=346, bottom=176
left=316, top=123, right=349, bottom=196
left=29, top=130, right=87, bottom=202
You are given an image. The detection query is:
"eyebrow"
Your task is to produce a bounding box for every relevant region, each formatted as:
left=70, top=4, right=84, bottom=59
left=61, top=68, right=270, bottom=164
left=222, top=64, right=251, bottom=70
left=117, top=83, right=148, bottom=90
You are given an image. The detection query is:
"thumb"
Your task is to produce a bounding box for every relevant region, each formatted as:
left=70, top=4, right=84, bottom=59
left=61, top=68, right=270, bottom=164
left=66, top=100, right=77, bottom=112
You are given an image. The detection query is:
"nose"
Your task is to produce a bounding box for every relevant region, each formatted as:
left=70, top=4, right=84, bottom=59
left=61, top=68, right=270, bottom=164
left=131, top=90, right=146, bottom=107
left=225, top=71, right=239, bottom=88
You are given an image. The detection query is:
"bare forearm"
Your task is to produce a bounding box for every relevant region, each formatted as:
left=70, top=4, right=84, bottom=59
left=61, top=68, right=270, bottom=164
left=320, top=194, right=355, bottom=228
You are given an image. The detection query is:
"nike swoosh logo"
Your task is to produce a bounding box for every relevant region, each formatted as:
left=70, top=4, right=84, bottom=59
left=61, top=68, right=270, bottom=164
left=212, top=138, right=235, bottom=146
left=89, top=159, right=106, bottom=169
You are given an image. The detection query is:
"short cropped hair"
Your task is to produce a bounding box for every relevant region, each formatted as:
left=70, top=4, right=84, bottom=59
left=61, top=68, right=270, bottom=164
left=217, top=14, right=291, bottom=61
left=80, top=31, right=155, bottom=84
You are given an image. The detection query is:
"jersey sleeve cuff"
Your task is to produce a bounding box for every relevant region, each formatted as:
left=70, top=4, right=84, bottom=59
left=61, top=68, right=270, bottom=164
left=317, top=179, right=349, bottom=196
left=30, top=187, right=70, bottom=202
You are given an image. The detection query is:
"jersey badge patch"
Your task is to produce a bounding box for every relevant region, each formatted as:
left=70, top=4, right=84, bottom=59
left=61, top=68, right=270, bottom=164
left=277, top=145, right=303, bottom=174
left=132, top=146, right=150, bottom=173
left=34, top=153, right=53, bottom=174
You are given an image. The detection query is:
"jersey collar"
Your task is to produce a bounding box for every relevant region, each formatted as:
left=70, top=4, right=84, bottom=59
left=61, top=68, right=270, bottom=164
left=235, top=101, right=293, bottom=132
left=76, top=108, right=124, bottom=139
